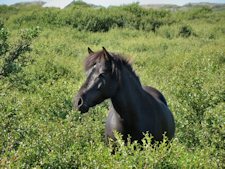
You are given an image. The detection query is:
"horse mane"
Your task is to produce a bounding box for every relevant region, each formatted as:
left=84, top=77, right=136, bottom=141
left=84, top=50, right=140, bottom=82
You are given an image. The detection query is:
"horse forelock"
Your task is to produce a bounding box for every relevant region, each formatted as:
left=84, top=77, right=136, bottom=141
left=85, top=51, right=104, bottom=71
left=84, top=50, right=140, bottom=82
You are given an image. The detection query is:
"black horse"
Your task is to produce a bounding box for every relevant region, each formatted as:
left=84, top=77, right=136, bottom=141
left=74, top=47, right=175, bottom=143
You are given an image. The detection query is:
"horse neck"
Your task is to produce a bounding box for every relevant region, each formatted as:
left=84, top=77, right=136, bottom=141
left=111, top=66, right=145, bottom=122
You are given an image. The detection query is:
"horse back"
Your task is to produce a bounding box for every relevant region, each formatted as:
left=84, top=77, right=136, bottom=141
left=143, top=86, right=168, bottom=106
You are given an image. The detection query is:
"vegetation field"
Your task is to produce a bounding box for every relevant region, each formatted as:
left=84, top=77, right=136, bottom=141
left=0, top=2, right=225, bottom=168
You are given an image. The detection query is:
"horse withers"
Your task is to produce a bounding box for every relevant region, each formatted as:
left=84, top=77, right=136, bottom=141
left=74, top=47, right=175, bottom=143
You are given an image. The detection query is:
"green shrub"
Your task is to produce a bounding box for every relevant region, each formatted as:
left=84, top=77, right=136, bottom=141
left=0, top=25, right=40, bottom=77
left=3, top=3, right=175, bottom=32
left=0, top=21, right=9, bottom=55
left=187, top=6, right=213, bottom=20
left=157, top=24, right=177, bottom=39
left=178, top=25, right=195, bottom=38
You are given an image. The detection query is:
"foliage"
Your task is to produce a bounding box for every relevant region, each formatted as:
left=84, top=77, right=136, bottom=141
left=0, top=24, right=40, bottom=77
left=178, top=25, right=195, bottom=38
left=0, top=21, right=9, bottom=55
left=0, top=3, right=225, bottom=169
left=1, top=3, right=174, bottom=32
left=186, top=6, right=213, bottom=20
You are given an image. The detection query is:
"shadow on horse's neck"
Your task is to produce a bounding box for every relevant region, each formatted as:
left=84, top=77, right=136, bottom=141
left=111, top=66, right=145, bottom=121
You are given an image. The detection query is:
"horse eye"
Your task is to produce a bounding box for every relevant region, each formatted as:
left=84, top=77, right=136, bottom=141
left=97, top=75, right=106, bottom=90
left=97, top=82, right=103, bottom=90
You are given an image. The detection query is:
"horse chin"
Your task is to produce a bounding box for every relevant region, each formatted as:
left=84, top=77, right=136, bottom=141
left=79, top=105, right=90, bottom=113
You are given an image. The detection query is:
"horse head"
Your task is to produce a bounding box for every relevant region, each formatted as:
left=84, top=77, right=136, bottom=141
left=74, top=47, right=119, bottom=113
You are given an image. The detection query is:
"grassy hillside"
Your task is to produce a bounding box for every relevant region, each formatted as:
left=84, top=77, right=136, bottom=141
left=0, top=3, right=224, bottom=168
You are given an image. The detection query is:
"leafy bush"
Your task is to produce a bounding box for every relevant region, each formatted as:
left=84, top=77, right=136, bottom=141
left=186, top=6, right=213, bottom=20
left=0, top=21, right=9, bottom=55
left=3, top=3, right=175, bottom=32
left=178, top=25, right=195, bottom=38
left=0, top=24, right=40, bottom=77
left=157, top=24, right=177, bottom=39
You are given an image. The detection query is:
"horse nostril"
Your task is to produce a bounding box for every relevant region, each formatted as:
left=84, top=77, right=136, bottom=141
left=77, top=97, right=83, bottom=107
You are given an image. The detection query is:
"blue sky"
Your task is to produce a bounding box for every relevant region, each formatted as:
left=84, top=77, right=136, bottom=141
left=1, top=0, right=225, bottom=8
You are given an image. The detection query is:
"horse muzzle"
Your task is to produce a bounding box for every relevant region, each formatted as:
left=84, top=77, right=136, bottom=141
left=75, top=96, right=89, bottom=113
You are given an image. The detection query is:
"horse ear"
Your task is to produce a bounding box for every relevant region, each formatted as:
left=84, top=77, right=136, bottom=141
left=88, top=47, right=94, bottom=54
left=102, top=47, right=111, bottom=60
